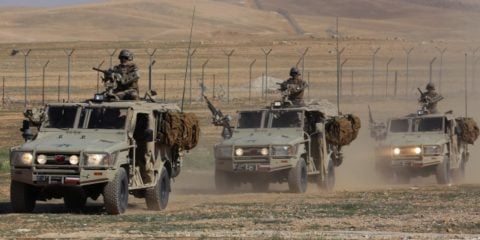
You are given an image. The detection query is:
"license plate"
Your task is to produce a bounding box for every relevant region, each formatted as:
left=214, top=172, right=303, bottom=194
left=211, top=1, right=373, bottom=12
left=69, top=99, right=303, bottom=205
left=234, top=164, right=257, bottom=172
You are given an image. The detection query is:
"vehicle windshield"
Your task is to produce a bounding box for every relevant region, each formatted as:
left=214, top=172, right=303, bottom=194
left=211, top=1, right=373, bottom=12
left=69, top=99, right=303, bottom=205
left=270, top=110, right=302, bottom=128
left=44, top=106, right=78, bottom=129
left=237, top=111, right=264, bottom=129
left=85, top=107, right=128, bottom=129
left=389, top=119, right=410, bottom=132
left=414, top=117, right=443, bottom=132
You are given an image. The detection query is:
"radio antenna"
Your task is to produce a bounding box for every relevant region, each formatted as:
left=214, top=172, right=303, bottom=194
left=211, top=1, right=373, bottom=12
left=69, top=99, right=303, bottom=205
left=181, top=6, right=196, bottom=112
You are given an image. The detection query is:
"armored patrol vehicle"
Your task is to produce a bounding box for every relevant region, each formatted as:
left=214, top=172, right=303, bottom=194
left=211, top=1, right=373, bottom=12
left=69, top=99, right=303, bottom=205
left=206, top=97, right=360, bottom=193
left=370, top=97, right=478, bottom=184
left=10, top=73, right=199, bottom=214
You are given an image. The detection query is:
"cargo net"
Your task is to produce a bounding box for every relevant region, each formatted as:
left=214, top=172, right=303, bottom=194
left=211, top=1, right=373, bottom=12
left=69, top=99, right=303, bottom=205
left=158, top=112, right=200, bottom=150
left=455, top=117, right=479, bottom=144
left=325, top=114, right=361, bottom=146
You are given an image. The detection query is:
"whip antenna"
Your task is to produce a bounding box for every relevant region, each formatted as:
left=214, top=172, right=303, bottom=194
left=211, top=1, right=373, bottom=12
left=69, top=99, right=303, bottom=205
left=181, top=6, right=196, bottom=112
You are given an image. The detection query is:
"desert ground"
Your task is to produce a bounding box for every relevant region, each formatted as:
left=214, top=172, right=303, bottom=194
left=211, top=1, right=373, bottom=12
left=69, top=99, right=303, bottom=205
left=1, top=0, right=480, bottom=239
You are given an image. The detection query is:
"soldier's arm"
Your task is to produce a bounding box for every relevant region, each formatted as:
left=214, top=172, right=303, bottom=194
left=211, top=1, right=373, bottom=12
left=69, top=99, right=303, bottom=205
left=121, top=66, right=140, bottom=85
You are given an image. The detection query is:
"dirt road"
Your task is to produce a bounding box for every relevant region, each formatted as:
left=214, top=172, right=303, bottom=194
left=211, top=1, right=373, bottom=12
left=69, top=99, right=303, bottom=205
left=1, top=171, right=480, bottom=239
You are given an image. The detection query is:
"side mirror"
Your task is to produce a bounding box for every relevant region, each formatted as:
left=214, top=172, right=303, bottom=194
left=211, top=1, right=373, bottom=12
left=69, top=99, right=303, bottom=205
left=144, top=129, right=154, bottom=142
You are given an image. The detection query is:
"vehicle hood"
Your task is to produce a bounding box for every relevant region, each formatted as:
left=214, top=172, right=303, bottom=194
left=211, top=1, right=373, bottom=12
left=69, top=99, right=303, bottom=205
left=19, top=131, right=126, bottom=153
left=221, top=129, right=304, bottom=146
left=382, top=133, right=448, bottom=147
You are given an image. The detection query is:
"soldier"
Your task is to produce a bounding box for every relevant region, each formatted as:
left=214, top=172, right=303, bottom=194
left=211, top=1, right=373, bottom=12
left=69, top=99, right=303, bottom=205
left=420, top=82, right=443, bottom=114
left=112, top=49, right=140, bottom=100
left=279, top=67, right=308, bottom=105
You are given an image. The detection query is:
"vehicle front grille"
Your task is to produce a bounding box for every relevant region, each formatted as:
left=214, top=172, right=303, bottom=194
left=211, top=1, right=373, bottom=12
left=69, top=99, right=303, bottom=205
left=34, top=153, right=80, bottom=171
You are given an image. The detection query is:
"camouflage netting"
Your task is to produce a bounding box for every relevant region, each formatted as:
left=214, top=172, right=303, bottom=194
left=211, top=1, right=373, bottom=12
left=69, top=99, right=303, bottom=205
left=325, top=114, right=361, bottom=146
left=159, top=112, right=200, bottom=150
left=456, top=117, right=479, bottom=144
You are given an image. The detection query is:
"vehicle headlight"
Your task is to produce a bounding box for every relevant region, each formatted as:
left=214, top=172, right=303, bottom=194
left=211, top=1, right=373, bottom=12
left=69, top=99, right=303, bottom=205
left=69, top=155, right=79, bottom=165
left=37, top=154, right=47, bottom=165
left=235, top=148, right=244, bottom=156
left=393, top=147, right=401, bottom=156
left=260, top=148, right=269, bottom=156
left=214, top=146, right=232, bottom=158
left=423, top=145, right=442, bottom=155
left=11, top=152, right=34, bottom=166
left=414, top=147, right=422, bottom=155
left=86, top=153, right=111, bottom=166
left=272, top=145, right=295, bottom=156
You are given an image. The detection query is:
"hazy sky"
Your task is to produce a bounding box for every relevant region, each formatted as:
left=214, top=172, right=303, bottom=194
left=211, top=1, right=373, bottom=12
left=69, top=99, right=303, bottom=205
left=0, top=0, right=102, bottom=7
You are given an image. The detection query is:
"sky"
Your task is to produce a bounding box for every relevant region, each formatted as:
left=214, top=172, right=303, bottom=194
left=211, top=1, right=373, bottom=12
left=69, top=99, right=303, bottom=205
left=0, top=0, right=101, bottom=7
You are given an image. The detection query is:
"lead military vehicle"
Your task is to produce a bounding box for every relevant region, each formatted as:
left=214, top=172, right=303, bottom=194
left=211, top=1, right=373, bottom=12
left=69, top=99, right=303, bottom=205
left=370, top=93, right=478, bottom=184
left=206, top=97, right=360, bottom=193
left=9, top=71, right=199, bottom=214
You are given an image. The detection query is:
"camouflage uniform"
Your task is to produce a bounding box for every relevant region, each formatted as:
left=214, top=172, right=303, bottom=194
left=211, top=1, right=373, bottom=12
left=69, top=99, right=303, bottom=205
left=280, top=67, right=308, bottom=105
left=420, top=83, right=442, bottom=114
left=113, top=49, right=140, bottom=100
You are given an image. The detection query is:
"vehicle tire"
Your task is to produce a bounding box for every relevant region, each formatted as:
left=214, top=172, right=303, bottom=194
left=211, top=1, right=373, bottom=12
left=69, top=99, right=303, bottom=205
left=103, top=167, right=129, bottom=215
left=64, top=188, right=87, bottom=212
left=288, top=158, right=307, bottom=193
left=145, top=166, right=170, bottom=210
left=393, top=170, right=410, bottom=184
left=10, top=180, right=36, bottom=213
left=318, top=160, right=335, bottom=191
left=215, top=170, right=234, bottom=193
left=251, top=180, right=269, bottom=192
left=436, top=157, right=451, bottom=185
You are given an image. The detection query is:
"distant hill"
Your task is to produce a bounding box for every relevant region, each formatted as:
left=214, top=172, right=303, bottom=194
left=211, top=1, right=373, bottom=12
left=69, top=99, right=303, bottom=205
left=0, top=0, right=478, bottom=43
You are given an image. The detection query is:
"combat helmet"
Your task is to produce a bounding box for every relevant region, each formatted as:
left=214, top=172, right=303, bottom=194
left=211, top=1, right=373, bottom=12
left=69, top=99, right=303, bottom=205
left=289, top=67, right=300, bottom=77
left=118, top=49, right=133, bottom=61
left=426, top=82, right=435, bottom=91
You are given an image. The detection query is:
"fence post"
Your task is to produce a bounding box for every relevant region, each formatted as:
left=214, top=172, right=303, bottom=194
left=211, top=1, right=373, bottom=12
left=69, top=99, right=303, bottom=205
left=351, top=70, right=354, bottom=96
left=42, top=60, right=50, bottom=105
left=404, top=47, right=414, bottom=96
left=57, top=75, right=61, bottom=102
left=106, top=49, right=117, bottom=68
left=435, top=47, right=447, bottom=94
left=394, top=70, right=398, bottom=97
left=96, top=60, right=105, bottom=93
left=371, top=47, right=381, bottom=97
left=2, top=76, right=5, bottom=107
left=164, top=73, right=167, bottom=102
left=11, top=49, right=32, bottom=108
left=64, top=49, right=75, bottom=102
left=212, top=74, right=216, bottom=99
left=385, top=57, right=394, bottom=97
left=223, top=49, right=234, bottom=103
left=249, top=59, right=256, bottom=103
left=146, top=49, right=158, bottom=92
left=307, top=71, right=310, bottom=100
left=429, top=57, right=437, bottom=84
left=340, top=58, right=348, bottom=97
left=261, top=48, right=272, bottom=99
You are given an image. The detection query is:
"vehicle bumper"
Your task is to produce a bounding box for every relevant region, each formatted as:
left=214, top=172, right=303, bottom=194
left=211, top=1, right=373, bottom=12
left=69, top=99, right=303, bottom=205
left=215, top=157, right=293, bottom=173
left=11, top=168, right=113, bottom=187
left=390, top=155, right=443, bottom=168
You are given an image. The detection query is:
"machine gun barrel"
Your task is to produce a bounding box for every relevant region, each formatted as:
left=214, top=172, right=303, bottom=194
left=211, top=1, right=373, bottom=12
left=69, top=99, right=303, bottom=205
left=92, top=67, right=108, bottom=74
left=203, top=95, right=233, bottom=139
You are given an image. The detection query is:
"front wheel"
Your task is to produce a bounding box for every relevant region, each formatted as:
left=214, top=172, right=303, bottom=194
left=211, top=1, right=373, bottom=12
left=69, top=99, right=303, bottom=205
left=288, top=158, right=307, bottom=193
left=145, top=166, right=170, bottom=210
left=10, top=180, right=36, bottom=213
left=103, top=167, right=129, bottom=215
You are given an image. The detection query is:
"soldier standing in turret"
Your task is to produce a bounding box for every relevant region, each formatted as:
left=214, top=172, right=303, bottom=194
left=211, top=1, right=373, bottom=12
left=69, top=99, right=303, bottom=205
left=419, top=82, right=443, bottom=114
left=279, top=67, right=308, bottom=106
left=112, top=49, right=140, bottom=100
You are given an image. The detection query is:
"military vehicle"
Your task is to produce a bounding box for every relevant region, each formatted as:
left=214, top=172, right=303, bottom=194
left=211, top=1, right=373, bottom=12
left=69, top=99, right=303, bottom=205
left=206, top=97, right=360, bottom=193
left=9, top=71, right=199, bottom=214
left=370, top=97, right=478, bottom=184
